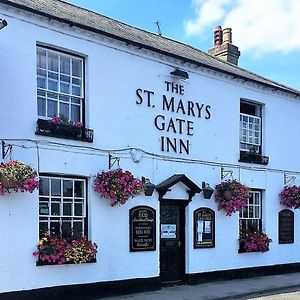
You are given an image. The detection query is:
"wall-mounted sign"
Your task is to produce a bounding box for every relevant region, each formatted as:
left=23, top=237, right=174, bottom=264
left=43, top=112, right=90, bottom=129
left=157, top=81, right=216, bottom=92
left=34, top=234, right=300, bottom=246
left=130, top=206, right=156, bottom=252
left=194, top=207, right=215, bottom=248
left=279, top=209, right=294, bottom=244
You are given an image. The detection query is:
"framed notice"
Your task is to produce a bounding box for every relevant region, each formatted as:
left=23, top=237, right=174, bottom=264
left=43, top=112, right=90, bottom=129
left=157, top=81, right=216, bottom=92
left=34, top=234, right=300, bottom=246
left=130, top=206, right=156, bottom=252
left=279, top=209, right=294, bottom=244
left=161, top=224, right=176, bottom=239
left=194, top=207, right=215, bottom=248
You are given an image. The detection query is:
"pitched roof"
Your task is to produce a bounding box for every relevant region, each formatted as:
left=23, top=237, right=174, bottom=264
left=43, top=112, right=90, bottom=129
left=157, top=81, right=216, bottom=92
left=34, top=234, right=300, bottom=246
left=156, top=174, right=201, bottom=195
left=2, top=0, right=300, bottom=97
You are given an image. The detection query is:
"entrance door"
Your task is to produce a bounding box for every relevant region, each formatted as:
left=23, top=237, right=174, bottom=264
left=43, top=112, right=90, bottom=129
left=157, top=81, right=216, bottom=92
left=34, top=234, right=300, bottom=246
left=160, top=201, right=186, bottom=284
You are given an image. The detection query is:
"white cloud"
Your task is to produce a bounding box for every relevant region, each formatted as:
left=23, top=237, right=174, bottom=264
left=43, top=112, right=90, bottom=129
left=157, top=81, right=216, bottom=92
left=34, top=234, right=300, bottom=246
left=185, top=0, right=232, bottom=35
left=185, top=0, right=300, bottom=55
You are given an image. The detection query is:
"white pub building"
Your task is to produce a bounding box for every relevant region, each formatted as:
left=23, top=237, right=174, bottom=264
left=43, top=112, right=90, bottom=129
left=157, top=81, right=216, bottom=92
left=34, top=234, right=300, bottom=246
left=1, top=0, right=300, bottom=299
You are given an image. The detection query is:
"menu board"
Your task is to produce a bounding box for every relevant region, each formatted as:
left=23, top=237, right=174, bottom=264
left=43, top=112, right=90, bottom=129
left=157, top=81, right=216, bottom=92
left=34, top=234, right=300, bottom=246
left=130, top=206, right=156, bottom=252
left=194, top=208, right=215, bottom=248
left=279, top=209, right=294, bottom=244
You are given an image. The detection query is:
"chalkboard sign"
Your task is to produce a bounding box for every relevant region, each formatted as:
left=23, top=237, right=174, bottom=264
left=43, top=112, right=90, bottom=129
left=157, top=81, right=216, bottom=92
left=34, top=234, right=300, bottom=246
left=279, top=209, right=294, bottom=244
left=194, top=207, right=215, bottom=248
left=130, top=206, right=156, bottom=252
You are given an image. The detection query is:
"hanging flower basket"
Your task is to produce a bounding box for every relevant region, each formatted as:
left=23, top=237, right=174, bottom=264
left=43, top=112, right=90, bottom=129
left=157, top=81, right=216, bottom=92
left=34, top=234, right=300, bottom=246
left=33, top=234, right=98, bottom=265
left=279, top=185, right=300, bottom=209
left=239, top=229, right=272, bottom=253
left=93, top=168, right=144, bottom=206
left=0, top=175, right=18, bottom=189
left=214, top=179, right=250, bottom=216
left=0, top=160, right=39, bottom=194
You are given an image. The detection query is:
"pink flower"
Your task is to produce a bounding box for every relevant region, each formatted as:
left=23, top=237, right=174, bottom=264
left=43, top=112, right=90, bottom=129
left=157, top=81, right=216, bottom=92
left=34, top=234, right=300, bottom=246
left=93, top=169, right=144, bottom=206
left=215, top=180, right=250, bottom=216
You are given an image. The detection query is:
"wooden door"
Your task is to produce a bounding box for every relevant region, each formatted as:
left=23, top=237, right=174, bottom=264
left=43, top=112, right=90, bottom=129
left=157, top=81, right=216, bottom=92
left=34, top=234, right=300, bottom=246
left=160, top=201, right=186, bottom=284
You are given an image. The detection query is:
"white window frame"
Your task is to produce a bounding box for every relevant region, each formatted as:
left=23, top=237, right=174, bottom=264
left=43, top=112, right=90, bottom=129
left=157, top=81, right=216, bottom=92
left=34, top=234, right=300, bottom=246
left=36, top=46, right=84, bottom=123
left=239, top=101, right=262, bottom=152
left=239, top=190, right=262, bottom=231
left=39, top=175, right=86, bottom=239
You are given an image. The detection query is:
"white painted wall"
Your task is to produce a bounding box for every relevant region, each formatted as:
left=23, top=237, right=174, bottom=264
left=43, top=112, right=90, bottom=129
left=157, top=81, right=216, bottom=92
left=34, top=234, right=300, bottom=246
left=0, top=5, right=300, bottom=293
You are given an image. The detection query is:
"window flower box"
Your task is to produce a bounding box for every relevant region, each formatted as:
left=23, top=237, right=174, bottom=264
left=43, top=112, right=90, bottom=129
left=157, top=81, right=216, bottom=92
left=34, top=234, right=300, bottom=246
left=35, top=118, right=94, bottom=143
left=279, top=185, right=300, bottom=209
left=0, top=160, right=39, bottom=194
left=238, top=229, right=272, bottom=253
left=93, top=169, right=144, bottom=206
left=214, top=179, right=250, bottom=216
left=239, top=151, right=269, bottom=165
left=33, top=234, right=98, bottom=265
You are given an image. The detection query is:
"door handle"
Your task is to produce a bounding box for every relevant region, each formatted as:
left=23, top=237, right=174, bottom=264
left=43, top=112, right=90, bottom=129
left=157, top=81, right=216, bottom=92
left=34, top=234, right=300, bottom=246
left=178, top=241, right=182, bottom=247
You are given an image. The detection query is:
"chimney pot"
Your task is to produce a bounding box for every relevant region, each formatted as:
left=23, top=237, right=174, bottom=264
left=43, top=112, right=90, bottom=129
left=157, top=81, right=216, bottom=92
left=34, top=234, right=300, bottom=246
left=223, top=28, right=232, bottom=44
left=214, top=25, right=223, bottom=46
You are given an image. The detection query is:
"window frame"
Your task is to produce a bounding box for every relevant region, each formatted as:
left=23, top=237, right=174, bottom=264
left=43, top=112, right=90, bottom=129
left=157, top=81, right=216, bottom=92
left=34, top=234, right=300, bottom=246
left=240, top=100, right=263, bottom=154
left=38, top=173, right=88, bottom=240
left=239, top=189, right=262, bottom=232
left=36, top=45, right=86, bottom=125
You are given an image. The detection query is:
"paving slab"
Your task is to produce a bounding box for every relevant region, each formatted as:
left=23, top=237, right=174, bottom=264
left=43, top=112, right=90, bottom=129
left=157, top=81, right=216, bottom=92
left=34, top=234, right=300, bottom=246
left=95, top=272, right=300, bottom=300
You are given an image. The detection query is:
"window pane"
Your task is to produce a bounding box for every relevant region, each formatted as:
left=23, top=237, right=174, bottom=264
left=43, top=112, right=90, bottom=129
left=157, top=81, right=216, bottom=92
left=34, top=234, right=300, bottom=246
left=74, top=203, right=83, bottom=216
left=37, top=49, right=47, bottom=69
left=72, top=85, right=81, bottom=96
left=72, top=78, right=81, bottom=85
left=71, top=105, right=80, bottom=122
left=39, top=222, right=48, bottom=235
left=73, top=222, right=83, bottom=239
left=48, top=52, right=59, bottom=72
left=62, top=221, right=72, bottom=238
left=48, top=79, right=58, bottom=91
left=63, top=203, right=72, bottom=216
left=47, top=100, right=57, bottom=117
left=255, top=206, right=260, bottom=218
left=51, top=179, right=61, bottom=196
left=37, top=68, right=46, bottom=77
left=51, top=203, right=60, bottom=216
left=38, top=97, right=46, bottom=116
left=60, top=103, right=69, bottom=119
left=37, top=77, right=46, bottom=89
left=255, top=193, right=260, bottom=204
left=71, top=97, right=80, bottom=104
left=75, top=181, right=84, bottom=197
left=60, top=56, right=70, bottom=74
left=63, top=180, right=73, bottom=197
left=48, top=72, right=58, bottom=80
left=60, top=82, right=70, bottom=94
left=47, top=92, right=58, bottom=100
left=72, top=59, right=82, bottom=77
left=50, top=221, right=60, bottom=235
left=39, top=203, right=49, bottom=215
left=59, top=94, right=69, bottom=102
left=39, top=178, right=50, bottom=195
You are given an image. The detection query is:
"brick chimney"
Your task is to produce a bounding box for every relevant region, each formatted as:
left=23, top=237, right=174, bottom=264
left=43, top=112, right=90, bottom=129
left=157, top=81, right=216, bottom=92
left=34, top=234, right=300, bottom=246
left=208, top=26, right=240, bottom=65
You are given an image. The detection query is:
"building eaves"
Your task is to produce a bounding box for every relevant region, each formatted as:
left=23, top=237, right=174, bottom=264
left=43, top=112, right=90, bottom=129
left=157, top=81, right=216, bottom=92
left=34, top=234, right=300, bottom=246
left=2, top=0, right=300, bottom=97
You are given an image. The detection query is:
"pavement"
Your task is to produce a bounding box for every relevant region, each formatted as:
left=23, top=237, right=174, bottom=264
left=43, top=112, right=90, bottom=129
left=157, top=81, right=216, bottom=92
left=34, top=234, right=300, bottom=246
left=98, top=272, right=300, bottom=300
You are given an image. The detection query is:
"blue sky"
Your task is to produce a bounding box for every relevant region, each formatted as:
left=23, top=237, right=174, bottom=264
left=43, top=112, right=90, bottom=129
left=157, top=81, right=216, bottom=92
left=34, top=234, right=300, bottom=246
left=67, top=0, right=300, bottom=90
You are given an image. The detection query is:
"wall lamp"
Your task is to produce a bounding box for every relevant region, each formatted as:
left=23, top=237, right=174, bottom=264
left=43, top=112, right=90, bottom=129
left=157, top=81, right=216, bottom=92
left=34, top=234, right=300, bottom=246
left=170, top=68, right=189, bottom=80
left=0, top=19, right=7, bottom=31
left=202, top=182, right=214, bottom=199
left=142, top=177, right=156, bottom=196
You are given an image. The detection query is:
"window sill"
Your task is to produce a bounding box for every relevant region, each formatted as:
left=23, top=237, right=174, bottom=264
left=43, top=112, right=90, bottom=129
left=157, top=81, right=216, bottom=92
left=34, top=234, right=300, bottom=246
left=239, top=151, right=269, bottom=165
left=35, top=119, right=94, bottom=143
left=36, top=258, right=97, bottom=266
